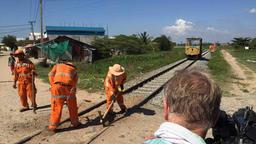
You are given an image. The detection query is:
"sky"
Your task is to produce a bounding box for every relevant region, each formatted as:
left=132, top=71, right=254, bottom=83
left=0, top=0, right=255, bottom=43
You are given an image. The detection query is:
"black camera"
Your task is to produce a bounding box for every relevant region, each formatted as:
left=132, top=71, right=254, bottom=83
left=206, top=106, right=256, bottom=144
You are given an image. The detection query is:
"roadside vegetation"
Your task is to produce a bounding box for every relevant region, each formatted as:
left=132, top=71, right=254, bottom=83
left=35, top=32, right=220, bottom=92
left=36, top=32, right=186, bottom=92
left=37, top=48, right=185, bottom=92
left=92, top=32, right=175, bottom=59
left=208, top=36, right=256, bottom=96
left=207, top=47, right=232, bottom=96
left=226, top=37, right=256, bottom=72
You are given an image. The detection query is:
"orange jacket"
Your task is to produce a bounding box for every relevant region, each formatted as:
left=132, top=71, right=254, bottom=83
left=48, top=62, right=78, bottom=87
left=104, top=71, right=126, bottom=93
left=209, top=44, right=217, bottom=52
left=14, top=59, right=35, bottom=82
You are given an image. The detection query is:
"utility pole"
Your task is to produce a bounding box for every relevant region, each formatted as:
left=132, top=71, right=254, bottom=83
left=28, top=21, right=36, bottom=44
left=106, top=24, right=109, bottom=37
left=40, top=0, right=43, bottom=43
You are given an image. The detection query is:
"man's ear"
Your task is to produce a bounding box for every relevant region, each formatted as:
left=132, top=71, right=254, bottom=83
left=163, top=96, right=170, bottom=120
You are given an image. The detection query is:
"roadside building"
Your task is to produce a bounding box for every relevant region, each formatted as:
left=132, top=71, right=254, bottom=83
left=54, top=36, right=96, bottom=62
left=0, top=43, right=10, bottom=51
left=32, top=36, right=96, bottom=62
left=28, top=32, right=45, bottom=41
left=46, top=26, right=105, bottom=44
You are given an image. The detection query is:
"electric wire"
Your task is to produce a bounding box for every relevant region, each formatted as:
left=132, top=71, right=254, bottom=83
left=0, top=28, right=30, bottom=35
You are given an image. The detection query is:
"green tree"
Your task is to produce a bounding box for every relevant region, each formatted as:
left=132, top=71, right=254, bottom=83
left=92, top=36, right=112, bottom=59
left=250, top=38, right=256, bottom=49
left=154, top=35, right=173, bottom=51
left=92, top=35, right=150, bottom=59
left=232, top=37, right=251, bottom=49
left=16, top=38, right=33, bottom=46
left=111, top=34, right=146, bottom=55
left=2, top=35, right=17, bottom=50
left=137, top=31, right=151, bottom=45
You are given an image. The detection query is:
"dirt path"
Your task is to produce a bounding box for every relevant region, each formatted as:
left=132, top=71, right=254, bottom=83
left=0, top=52, right=103, bottom=144
left=220, top=50, right=256, bottom=113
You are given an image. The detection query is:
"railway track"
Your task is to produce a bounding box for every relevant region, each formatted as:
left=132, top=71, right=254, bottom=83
left=16, top=51, right=209, bottom=144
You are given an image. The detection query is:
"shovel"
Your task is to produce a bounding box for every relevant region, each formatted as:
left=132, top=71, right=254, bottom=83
left=31, top=72, right=36, bottom=114
left=99, top=93, right=117, bottom=126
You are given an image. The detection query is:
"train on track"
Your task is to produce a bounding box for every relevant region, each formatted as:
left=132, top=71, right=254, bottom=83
left=185, top=37, right=202, bottom=59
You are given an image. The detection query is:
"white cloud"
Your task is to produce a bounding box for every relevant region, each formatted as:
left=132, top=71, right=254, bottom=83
left=206, top=26, right=229, bottom=34
left=206, top=27, right=216, bottom=31
left=163, top=19, right=194, bottom=35
left=249, top=8, right=256, bottom=14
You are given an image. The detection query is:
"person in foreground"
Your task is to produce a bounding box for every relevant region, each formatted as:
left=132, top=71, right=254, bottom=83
left=48, top=56, right=81, bottom=132
left=104, top=64, right=127, bottom=114
left=144, top=70, right=222, bottom=144
left=13, top=49, right=37, bottom=112
left=8, top=52, right=15, bottom=75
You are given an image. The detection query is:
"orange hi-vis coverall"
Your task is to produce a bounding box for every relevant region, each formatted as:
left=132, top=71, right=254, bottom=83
left=209, top=44, right=217, bottom=52
left=14, top=59, right=36, bottom=108
left=48, top=62, right=79, bottom=130
left=104, top=71, right=127, bottom=111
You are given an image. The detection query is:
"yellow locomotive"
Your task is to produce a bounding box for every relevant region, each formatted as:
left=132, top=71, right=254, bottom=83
left=185, top=38, right=202, bottom=59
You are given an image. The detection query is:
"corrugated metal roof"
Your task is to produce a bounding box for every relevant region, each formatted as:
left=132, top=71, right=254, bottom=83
left=46, top=26, right=105, bottom=32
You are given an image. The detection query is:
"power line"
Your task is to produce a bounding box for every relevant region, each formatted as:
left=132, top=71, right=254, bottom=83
left=0, top=24, right=29, bottom=28
left=0, top=28, right=30, bottom=35
left=34, top=0, right=40, bottom=21
left=29, top=0, right=33, bottom=20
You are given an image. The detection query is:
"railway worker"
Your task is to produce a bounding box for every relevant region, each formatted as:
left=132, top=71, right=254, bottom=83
left=8, top=52, right=16, bottom=75
left=104, top=64, right=127, bottom=114
left=12, top=49, right=37, bottom=112
left=209, top=43, right=217, bottom=52
left=48, top=56, right=81, bottom=132
left=144, top=70, right=222, bottom=144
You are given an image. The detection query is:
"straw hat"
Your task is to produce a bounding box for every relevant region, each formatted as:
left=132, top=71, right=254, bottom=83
left=13, top=49, right=25, bottom=56
left=109, top=64, right=125, bottom=76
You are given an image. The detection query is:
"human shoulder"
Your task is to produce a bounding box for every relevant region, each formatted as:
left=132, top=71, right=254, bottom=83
left=63, top=62, right=76, bottom=69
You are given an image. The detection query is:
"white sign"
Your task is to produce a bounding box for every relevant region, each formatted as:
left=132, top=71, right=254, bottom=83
left=245, top=46, right=249, bottom=50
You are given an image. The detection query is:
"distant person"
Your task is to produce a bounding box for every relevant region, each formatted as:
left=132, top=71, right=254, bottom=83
left=104, top=64, right=127, bottom=114
left=8, top=53, right=15, bottom=75
left=144, top=70, right=222, bottom=144
left=209, top=43, right=217, bottom=53
left=13, top=49, right=37, bottom=112
left=48, top=56, right=81, bottom=133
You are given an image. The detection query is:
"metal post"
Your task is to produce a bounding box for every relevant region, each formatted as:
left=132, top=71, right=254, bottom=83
left=40, top=0, right=43, bottom=43
left=29, top=21, right=36, bottom=44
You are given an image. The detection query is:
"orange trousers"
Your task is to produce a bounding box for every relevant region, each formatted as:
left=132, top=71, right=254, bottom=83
left=17, top=81, right=36, bottom=108
left=49, top=84, right=79, bottom=130
left=105, top=88, right=126, bottom=110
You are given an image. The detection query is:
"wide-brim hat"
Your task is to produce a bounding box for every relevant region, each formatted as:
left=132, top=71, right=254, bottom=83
left=109, top=64, right=125, bottom=76
left=13, top=49, right=25, bottom=56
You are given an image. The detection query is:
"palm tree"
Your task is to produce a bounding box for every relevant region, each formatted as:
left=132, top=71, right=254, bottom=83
left=232, top=37, right=251, bottom=48
left=138, top=31, right=151, bottom=45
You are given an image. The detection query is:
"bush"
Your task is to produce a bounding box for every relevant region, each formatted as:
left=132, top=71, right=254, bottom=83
left=231, top=37, right=251, bottom=49
left=92, top=35, right=151, bottom=59
left=250, top=38, right=256, bottom=49
left=153, top=35, right=173, bottom=51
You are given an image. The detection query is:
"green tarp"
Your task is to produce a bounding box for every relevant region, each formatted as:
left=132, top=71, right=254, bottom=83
left=36, top=40, right=72, bottom=61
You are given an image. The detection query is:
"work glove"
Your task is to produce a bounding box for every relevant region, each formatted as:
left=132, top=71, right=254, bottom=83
left=31, top=70, right=38, bottom=77
left=70, top=87, right=77, bottom=94
left=118, top=85, right=125, bottom=92
left=111, top=94, right=116, bottom=101
left=13, top=81, right=17, bottom=89
left=13, top=84, right=17, bottom=89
